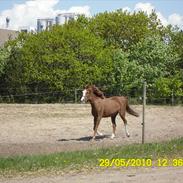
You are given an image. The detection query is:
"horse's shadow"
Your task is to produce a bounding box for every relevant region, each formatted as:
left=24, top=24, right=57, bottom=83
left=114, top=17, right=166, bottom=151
left=58, top=134, right=110, bottom=142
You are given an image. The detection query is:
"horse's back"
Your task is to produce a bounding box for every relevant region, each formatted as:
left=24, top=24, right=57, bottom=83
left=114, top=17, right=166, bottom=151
left=110, top=96, right=127, bottom=104
left=102, top=96, right=127, bottom=117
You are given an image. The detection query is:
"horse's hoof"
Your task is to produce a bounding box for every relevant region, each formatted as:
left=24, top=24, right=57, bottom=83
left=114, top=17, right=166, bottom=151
left=127, top=134, right=130, bottom=138
left=97, top=132, right=103, bottom=136
left=110, top=133, right=115, bottom=139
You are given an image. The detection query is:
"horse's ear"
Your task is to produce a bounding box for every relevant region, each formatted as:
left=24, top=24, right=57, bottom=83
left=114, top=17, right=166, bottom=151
left=85, top=84, right=93, bottom=89
left=91, top=84, right=96, bottom=89
left=85, top=85, right=89, bottom=89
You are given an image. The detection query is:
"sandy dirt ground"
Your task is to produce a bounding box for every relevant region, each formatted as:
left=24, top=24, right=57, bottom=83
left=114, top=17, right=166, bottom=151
left=0, top=104, right=183, bottom=182
left=0, top=167, right=183, bottom=183
left=0, top=104, right=182, bottom=156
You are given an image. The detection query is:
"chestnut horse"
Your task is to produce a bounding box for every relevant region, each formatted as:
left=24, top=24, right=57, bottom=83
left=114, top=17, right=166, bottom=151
left=81, top=85, right=139, bottom=140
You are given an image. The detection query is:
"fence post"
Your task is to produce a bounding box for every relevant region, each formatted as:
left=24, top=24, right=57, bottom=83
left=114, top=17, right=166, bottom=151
left=142, top=81, right=146, bottom=144
left=10, top=95, right=15, bottom=103
left=171, top=90, right=174, bottom=106
left=74, top=89, right=78, bottom=103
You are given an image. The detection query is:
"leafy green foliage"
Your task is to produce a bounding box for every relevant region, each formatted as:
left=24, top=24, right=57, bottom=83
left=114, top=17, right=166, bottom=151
left=1, top=22, right=113, bottom=98
left=89, top=10, right=166, bottom=51
left=155, top=75, right=183, bottom=97
left=129, top=35, right=180, bottom=92
left=0, top=10, right=182, bottom=102
left=110, top=50, right=143, bottom=95
left=0, top=47, right=10, bottom=76
left=89, top=10, right=150, bottom=50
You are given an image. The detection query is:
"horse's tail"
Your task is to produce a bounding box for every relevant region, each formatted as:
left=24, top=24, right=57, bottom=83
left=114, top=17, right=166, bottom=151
left=126, top=104, right=139, bottom=117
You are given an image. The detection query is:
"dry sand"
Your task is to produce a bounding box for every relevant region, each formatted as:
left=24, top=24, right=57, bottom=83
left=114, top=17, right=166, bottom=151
left=0, top=104, right=182, bottom=182
left=0, top=104, right=182, bottom=156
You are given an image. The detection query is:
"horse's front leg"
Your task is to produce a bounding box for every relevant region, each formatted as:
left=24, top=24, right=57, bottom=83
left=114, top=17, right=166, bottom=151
left=92, top=116, right=102, bottom=140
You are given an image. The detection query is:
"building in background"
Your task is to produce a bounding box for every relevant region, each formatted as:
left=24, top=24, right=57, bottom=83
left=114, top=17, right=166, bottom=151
left=55, top=13, right=78, bottom=25
left=37, top=13, right=79, bottom=32
left=0, top=17, right=19, bottom=47
left=6, top=17, right=10, bottom=28
left=19, top=26, right=32, bottom=33
left=0, top=12, right=80, bottom=46
left=0, top=29, right=19, bottom=47
left=37, top=18, right=54, bottom=32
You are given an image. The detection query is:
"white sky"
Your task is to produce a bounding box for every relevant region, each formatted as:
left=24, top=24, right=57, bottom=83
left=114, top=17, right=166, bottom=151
left=0, top=0, right=182, bottom=30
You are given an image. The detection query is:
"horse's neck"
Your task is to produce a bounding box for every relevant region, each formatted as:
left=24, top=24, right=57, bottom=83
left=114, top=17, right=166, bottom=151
left=88, top=95, right=101, bottom=105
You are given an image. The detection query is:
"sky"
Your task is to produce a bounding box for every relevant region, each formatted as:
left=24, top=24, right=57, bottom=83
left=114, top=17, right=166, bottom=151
left=0, top=0, right=183, bottom=30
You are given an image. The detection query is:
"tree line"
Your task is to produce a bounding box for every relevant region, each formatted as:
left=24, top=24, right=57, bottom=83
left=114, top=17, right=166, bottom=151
left=0, top=10, right=182, bottom=103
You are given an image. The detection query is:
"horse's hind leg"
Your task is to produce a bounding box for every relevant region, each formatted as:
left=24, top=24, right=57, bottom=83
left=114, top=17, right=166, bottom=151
left=97, top=131, right=103, bottom=136
left=111, top=115, right=117, bottom=139
left=119, top=112, right=130, bottom=137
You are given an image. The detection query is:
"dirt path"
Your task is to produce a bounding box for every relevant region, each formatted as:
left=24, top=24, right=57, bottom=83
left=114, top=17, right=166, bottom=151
left=1, top=167, right=183, bottom=183
left=0, top=104, right=182, bottom=156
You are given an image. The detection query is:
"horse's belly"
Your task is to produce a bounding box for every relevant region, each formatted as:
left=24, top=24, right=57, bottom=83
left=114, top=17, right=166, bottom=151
left=102, top=105, right=120, bottom=117
left=103, top=112, right=118, bottom=117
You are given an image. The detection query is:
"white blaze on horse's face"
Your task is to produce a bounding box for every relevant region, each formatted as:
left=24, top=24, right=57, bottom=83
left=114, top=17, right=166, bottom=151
left=81, top=89, right=87, bottom=102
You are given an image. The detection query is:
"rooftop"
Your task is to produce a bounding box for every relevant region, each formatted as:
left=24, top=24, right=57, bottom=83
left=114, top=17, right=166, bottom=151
left=0, top=29, right=19, bottom=47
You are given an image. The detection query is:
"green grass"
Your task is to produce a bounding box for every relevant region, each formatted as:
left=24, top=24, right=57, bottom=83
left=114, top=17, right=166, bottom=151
left=0, top=137, right=183, bottom=175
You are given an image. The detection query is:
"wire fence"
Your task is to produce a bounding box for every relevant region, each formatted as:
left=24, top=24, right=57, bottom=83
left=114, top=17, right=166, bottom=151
left=0, top=91, right=76, bottom=104
left=0, top=88, right=182, bottom=105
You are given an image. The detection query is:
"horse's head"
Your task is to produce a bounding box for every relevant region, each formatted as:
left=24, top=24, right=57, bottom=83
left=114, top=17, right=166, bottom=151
left=80, top=85, right=93, bottom=103
left=81, top=85, right=105, bottom=102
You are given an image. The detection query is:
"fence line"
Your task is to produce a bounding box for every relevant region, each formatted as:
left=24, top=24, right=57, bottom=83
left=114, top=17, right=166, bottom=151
left=0, top=87, right=182, bottom=104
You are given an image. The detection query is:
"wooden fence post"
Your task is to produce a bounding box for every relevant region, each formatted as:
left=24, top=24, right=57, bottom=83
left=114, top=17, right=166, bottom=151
left=74, top=89, right=78, bottom=103
left=142, top=81, right=146, bottom=144
left=171, top=90, right=174, bottom=106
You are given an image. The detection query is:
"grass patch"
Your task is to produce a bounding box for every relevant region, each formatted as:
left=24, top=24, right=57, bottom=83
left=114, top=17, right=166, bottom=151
left=0, top=137, right=183, bottom=175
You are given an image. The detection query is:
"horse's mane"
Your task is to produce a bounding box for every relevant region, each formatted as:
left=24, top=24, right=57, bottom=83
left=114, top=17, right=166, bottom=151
left=86, top=85, right=105, bottom=99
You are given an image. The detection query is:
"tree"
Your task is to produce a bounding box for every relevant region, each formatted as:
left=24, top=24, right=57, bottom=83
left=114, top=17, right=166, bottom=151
left=2, top=21, right=113, bottom=101
left=1, top=10, right=182, bottom=102
left=0, top=47, right=10, bottom=77
left=109, top=49, right=143, bottom=95
left=89, top=10, right=165, bottom=51
left=171, top=28, right=183, bottom=70
left=155, top=75, right=183, bottom=97
left=1, top=34, right=28, bottom=96
left=128, top=35, right=181, bottom=98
